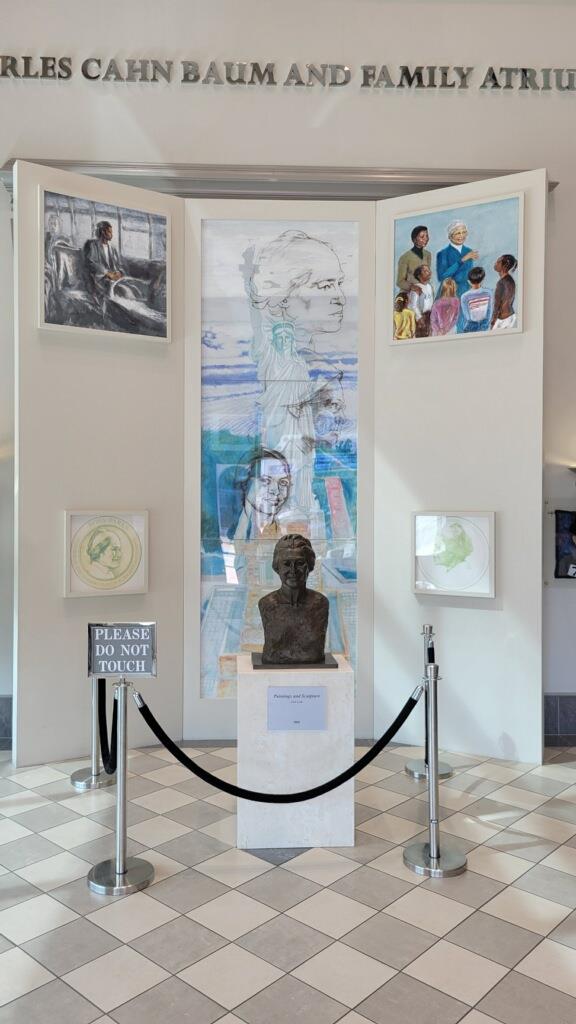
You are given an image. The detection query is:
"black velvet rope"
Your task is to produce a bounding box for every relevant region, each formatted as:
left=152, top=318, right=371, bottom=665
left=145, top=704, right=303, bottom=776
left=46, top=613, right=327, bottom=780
left=134, top=689, right=422, bottom=804
left=97, top=678, right=118, bottom=775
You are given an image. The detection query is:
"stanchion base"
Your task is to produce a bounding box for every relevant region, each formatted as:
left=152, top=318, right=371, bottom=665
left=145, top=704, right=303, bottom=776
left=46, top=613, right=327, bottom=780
left=88, top=857, right=155, bottom=895
left=404, top=758, right=453, bottom=781
left=71, top=767, right=116, bottom=791
left=403, top=838, right=467, bottom=878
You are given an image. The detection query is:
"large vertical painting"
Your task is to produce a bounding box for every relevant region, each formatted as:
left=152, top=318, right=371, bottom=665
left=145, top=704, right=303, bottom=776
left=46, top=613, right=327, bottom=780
left=201, top=220, right=359, bottom=697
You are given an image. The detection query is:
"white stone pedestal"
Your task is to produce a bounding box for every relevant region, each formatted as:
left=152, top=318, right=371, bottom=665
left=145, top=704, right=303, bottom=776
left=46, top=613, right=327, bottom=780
left=236, top=653, right=354, bottom=849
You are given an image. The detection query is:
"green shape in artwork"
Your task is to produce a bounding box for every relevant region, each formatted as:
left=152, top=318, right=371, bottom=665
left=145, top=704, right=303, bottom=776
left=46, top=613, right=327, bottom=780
left=433, top=522, right=473, bottom=572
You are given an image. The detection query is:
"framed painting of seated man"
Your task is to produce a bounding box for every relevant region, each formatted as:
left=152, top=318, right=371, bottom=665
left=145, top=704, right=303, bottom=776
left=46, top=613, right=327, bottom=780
left=41, top=189, right=170, bottom=341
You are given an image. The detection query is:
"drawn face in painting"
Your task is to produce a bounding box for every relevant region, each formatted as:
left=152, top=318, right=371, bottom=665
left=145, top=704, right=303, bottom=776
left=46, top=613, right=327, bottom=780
left=284, top=246, right=345, bottom=336
left=449, top=226, right=468, bottom=246
left=245, top=455, right=291, bottom=519
left=414, top=229, right=429, bottom=249
left=87, top=529, right=123, bottom=575
left=418, top=265, right=432, bottom=285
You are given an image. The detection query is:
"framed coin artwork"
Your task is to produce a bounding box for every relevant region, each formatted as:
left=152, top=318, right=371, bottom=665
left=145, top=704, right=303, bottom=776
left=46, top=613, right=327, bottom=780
left=64, top=511, right=149, bottom=597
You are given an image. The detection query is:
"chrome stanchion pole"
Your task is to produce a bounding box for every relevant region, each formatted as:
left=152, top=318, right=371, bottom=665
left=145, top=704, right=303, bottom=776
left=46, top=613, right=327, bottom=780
left=88, top=678, right=154, bottom=895
left=403, top=662, right=467, bottom=878
left=405, top=625, right=453, bottom=781
left=71, top=677, right=116, bottom=791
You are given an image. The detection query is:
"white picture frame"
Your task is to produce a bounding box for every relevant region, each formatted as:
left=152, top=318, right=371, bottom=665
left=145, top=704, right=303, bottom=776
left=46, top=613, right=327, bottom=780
left=391, top=190, right=524, bottom=346
left=413, top=511, right=495, bottom=598
left=64, top=510, right=149, bottom=597
left=40, top=184, right=171, bottom=343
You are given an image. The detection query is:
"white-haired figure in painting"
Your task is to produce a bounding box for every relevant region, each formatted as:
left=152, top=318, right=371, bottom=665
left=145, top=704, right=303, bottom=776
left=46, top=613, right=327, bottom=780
left=244, top=229, right=345, bottom=528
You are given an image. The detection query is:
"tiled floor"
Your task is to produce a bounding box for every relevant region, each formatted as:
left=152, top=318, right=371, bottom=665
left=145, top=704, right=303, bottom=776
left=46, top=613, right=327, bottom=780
left=1, top=743, right=576, bottom=1022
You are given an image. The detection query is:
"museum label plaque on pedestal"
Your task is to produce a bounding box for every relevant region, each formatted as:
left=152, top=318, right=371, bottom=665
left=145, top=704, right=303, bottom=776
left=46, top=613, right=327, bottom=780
left=237, top=653, right=355, bottom=849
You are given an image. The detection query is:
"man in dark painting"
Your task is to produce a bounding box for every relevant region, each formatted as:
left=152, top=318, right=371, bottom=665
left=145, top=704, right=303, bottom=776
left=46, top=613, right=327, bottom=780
left=259, top=534, right=329, bottom=664
left=83, top=220, right=127, bottom=297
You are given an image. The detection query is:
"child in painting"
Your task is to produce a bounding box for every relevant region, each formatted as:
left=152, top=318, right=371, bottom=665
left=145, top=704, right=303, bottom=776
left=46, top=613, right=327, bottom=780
left=460, top=267, right=493, bottom=333
left=408, top=264, right=434, bottom=337
left=394, top=292, right=416, bottom=340
left=491, top=254, right=518, bottom=329
left=430, top=277, right=459, bottom=336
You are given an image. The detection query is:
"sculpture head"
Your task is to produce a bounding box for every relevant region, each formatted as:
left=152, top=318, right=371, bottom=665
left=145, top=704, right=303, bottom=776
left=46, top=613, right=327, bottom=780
left=272, top=533, right=315, bottom=593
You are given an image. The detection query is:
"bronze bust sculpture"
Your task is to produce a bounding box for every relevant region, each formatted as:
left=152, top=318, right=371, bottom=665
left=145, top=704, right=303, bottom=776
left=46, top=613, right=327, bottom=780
left=258, top=534, right=329, bottom=665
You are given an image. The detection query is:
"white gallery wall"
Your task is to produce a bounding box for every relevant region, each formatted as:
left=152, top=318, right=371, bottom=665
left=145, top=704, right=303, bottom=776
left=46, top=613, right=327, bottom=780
left=13, top=162, right=184, bottom=764
left=3, top=0, right=576, bottom=762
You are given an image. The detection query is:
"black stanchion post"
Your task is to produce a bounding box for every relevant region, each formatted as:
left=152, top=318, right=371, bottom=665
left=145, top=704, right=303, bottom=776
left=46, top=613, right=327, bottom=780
left=405, top=625, right=453, bottom=781
left=403, top=661, right=467, bottom=878
left=88, top=678, right=155, bottom=895
left=70, top=677, right=116, bottom=791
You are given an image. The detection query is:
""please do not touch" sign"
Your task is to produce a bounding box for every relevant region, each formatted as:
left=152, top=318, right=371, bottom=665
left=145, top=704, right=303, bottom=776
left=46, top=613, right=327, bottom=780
left=88, top=623, right=157, bottom=677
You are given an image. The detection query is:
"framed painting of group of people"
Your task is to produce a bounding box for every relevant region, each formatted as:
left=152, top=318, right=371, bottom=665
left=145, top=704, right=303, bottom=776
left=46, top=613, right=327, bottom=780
left=40, top=188, right=170, bottom=341
left=392, top=193, right=523, bottom=345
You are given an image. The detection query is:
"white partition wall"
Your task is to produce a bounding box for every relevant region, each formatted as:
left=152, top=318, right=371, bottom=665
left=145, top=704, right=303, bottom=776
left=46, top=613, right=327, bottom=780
left=13, top=162, right=185, bottom=765
left=374, top=170, right=547, bottom=763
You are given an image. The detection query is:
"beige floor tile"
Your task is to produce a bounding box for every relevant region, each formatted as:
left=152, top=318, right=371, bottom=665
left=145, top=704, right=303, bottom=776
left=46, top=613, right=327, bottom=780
left=405, top=939, right=508, bottom=1004
left=541, top=845, right=576, bottom=877
left=440, top=812, right=500, bottom=844
left=383, top=888, right=474, bottom=936
left=0, top=790, right=50, bottom=817
left=466, top=846, right=533, bottom=884
left=336, top=1015, right=376, bottom=1024
left=8, top=766, right=67, bottom=789
left=368, top=847, right=425, bottom=885
left=458, top=1014, right=500, bottom=1024
left=391, top=745, right=426, bottom=759
left=0, top=947, right=54, bottom=1007
left=200, top=814, right=237, bottom=846
left=15, top=851, right=92, bottom=891
left=355, top=786, right=409, bottom=812
left=40, top=818, right=111, bottom=850
left=131, top=789, right=196, bottom=813
left=63, top=944, right=169, bottom=1012
left=482, top=886, right=572, bottom=934
left=204, top=791, right=237, bottom=812
left=210, top=747, right=238, bottom=762
left=0, top=819, right=32, bottom=845
left=0, top=893, right=78, bottom=943
left=286, top=888, right=377, bottom=938
left=282, top=848, right=359, bottom=885
left=292, top=941, right=396, bottom=1006
left=356, top=766, right=394, bottom=784
left=426, top=787, right=479, bottom=811
left=188, top=890, right=278, bottom=939
left=484, top=786, right=549, bottom=812
left=87, top=890, right=179, bottom=941
left=356, top=812, right=424, bottom=844
left=510, top=812, right=576, bottom=844
left=515, top=937, right=576, bottom=997
left=143, top=849, right=188, bottom=883
left=194, top=848, right=272, bottom=887
left=558, top=784, right=576, bottom=804
left=211, top=764, right=238, bottom=784
left=143, top=765, right=194, bottom=786
left=127, top=815, right=191, bottom=848
left=58, top=791, right=116, bottom=815
left=467, top=763, right=525, bottom=784
left=178, top=943, right=283, bottom=1009
left=530, top=765, right=576, bottom=783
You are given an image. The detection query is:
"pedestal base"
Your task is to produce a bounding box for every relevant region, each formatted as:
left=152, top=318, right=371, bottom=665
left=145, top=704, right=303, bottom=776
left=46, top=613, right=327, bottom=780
left=404, top=758, right=453, bottom=781
left=87, top=856, right=154, bottom=895
left=237, top=654, right=354, bottom=849
left=71, top=767, right=116, bottom=791
left=403, top=838, right=467, bottom=878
